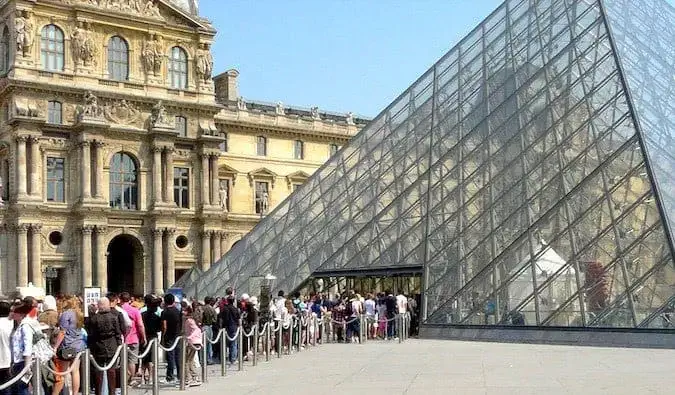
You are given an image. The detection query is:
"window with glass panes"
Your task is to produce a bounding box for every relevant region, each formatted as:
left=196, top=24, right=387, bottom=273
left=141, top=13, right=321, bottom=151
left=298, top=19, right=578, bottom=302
left=40, top=25, right=64, bottom=71
left=329, top=144, right=339, bottom=156
left=175, top=116, right=187, bottom=137
left=255, top=181, right=269, bottom=214
left=0, top=27, right=9, bottom=74
left=256, top=136, right=267, bottom=156
left=109, top=152, right=138, bottom=210
left=46, top=157, right=65, bottom=202
left=47, top=101, right=62, bottom=124
left=173, top=167, right=189, bottom=208
left=168, top=46, right=188, bottom=89
left=219, top=132, right=228, bottom=152
left=108, top=36, right=129, bottom=80
left=294, top=140, right=304, bottom=160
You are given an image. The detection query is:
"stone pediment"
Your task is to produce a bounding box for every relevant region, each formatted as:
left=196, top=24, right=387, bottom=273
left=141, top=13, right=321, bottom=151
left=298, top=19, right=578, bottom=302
left=248, top=167, right=277, bottom=188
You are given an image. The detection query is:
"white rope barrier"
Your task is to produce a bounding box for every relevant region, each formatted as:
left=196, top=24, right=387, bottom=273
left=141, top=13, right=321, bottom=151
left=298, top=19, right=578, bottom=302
left=42, top=352, right=86, bottom=375
left=126, top=338, right=157, bottom=360
left=89, top=344, right=124, bottom=372
left=225, top=327, right=241, bottom=342
left=0, top=363, right=32, bottom=390
left=158, top=336, right=182, bottom=352
left=206, top=329, right=224, bottom=344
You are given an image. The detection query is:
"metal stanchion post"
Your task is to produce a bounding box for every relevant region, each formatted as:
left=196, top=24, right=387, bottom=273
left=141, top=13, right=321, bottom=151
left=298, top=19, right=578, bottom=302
left=220, top=330, right=227, bottom=377
left=298, top=317, right=303, bottom=352
left=32, top=359, right=42, bottom=395
left=237, top=327, right=243, bottom=371
left=277, top=321, right=282, bottom=359
left=152, top=339, right=159, bottom=395
left=359, top=314, right=365, bottom=344
left=311, top=315, right=317, bottom=347
left=253, top=325, right=258, bottom=366
left=82, top=349, right=91, bottom=395
left=201, top=332, right=208, bottom=384
left=265, top=324, right=271, bottom=362
left=398, top=314, right=402, bottom=344
left=121, top=344, right=129, bottom=395
left=179, top=336, right=187, bottom=391
left=321, top=318, right=326, bottom=344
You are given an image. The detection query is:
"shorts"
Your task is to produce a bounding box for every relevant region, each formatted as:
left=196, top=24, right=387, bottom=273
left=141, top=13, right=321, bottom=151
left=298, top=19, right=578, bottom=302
left=127, top=344, right=139, bottom=366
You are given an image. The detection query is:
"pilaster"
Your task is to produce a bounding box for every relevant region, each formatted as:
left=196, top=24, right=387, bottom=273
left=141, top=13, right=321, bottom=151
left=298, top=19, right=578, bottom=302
left=93, top=225, right=107, bottom=292
left=29, top=223, right=42, bottom=288
left=80, top=225, right=94, bottom=288
left=164, top=228, right=176, bottom=289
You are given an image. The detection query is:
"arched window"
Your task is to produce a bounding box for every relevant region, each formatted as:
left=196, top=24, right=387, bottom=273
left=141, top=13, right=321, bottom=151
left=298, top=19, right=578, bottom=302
left=0, top=27, right=9, bottom=74
left=40, top=25, right=65, bottom=71
left=168, top=46, right=188, bottom=89
left=108, top=36, right=129, bottom=80
left=109, top=152, right=138, bottom=210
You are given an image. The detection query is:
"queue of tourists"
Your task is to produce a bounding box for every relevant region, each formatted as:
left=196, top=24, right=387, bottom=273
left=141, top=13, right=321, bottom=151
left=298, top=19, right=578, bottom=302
left=0, top=288, right=417, bottom=395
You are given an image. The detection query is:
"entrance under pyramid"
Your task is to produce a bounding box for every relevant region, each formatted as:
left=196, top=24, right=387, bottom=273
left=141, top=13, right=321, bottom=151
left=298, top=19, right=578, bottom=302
left=185, top=0, right=675, bottom=335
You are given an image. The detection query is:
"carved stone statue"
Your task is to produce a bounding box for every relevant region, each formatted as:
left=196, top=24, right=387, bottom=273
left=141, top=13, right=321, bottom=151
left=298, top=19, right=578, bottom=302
left=78, top=91, right=103, bottom=119
left=275, top=101, right=285, bottom=115
left=346, top=111, right=355, bottom=125
left=262, top=192, right=269, bottom=213
left=72, top=21, right=97, bottom=67
left=236, top=97, right=246, bottom=110
left=143, top=34, right=164, bottom=76
left=195, top=43, right=214, bottom=82
left=143, top=0, right=162, bottom=17
left=14, top=10, right=34, bottom=57
left=219, top=181, right=228, bottom=211
left=104, top=99, right=141, bottom=125
left=310, top=106, right=320, bottom=120
left=66, top=0, right=163, bottom=19
left=150, top=100, right=168, bottom=127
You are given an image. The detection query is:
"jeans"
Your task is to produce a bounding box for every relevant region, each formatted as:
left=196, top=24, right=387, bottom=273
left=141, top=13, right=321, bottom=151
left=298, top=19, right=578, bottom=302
left=9, top=362, right=30, bottom=395
left=203, top=325, right=214, bottom=363
left=165, top=344, right=181, bottom=381
left=386, top=313, right=395, bottom=338
left=346, top=317, right=360, bottom=340
left=226, top=337, right=238, bottom=364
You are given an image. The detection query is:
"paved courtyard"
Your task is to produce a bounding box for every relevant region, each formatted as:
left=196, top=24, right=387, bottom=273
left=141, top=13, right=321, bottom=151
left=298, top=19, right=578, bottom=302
left=164, top=339, right=675, bottom=395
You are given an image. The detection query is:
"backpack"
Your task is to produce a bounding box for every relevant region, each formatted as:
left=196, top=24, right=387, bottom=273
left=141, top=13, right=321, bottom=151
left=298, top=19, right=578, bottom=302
left=22, top=324, right=55, bottom=363
left=344, top=300, right=353, bottom=317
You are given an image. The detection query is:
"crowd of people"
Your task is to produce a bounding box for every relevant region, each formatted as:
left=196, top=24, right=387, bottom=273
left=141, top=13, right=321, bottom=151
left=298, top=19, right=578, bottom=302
left=0, top=288, right=418, bottom=395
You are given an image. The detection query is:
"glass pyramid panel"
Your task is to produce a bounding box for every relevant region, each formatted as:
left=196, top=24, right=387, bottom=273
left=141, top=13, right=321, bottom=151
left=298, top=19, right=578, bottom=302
left=184, top=0, right=675, bottom=329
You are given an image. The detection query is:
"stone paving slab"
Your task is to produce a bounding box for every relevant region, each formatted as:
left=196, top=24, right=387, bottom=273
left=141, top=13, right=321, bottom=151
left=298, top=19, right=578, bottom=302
left=139, top=339, right=675, bottom=395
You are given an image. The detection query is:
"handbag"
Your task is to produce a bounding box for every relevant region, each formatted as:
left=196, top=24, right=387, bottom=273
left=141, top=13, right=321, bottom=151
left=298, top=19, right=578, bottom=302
left=24, top=325, right=55, bottom=363
left=57, top=345, right=78, bottom=361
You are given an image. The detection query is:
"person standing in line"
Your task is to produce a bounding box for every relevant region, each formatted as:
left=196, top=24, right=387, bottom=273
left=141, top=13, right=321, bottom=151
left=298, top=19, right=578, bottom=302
left=385, top=290, right=397, bottom=340
left=201, top=297, right=217, bottom=365
left=52, top=296, right=85, bottom=395
left=120, top=292, right=146, bottom=388
left=218, top=296, right=240, bottom=365
left=0, top=301, right=13, bottom=395
left=181, top=306, right=202, bottom=387
left=140, top=295, right=161, bottom=385
left=86, top=297, right=122, bottom=395
left=161, top=294, right=182, bottom=384
left=364, top=293, right=377, bottom=339
left=10, top=301, right=38, bottom=395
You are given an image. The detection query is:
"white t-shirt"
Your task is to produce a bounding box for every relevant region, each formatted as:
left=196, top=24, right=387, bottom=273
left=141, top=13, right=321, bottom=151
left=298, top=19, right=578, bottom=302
left=0, top=317, right=13, bottom=369
left=274, top=297, right=286, bottom=320
left=364, top=299, right=376, bottom=316
left=396, top=294, right=407, bottom=314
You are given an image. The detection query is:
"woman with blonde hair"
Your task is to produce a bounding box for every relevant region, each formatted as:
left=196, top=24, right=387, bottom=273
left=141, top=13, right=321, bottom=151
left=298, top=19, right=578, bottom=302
left=52, top=296, right=85, bottom=395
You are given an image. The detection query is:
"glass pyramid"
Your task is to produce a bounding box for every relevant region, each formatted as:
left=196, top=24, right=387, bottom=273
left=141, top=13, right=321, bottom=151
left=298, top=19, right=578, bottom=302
left=186, top=0, right=675, bottom=329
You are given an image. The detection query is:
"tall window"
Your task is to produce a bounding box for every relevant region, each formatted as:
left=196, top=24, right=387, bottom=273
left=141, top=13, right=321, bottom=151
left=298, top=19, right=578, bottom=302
left=46, top=157, right=65, bottom=202
left=219, top=132, right=228, bottom=152
left=0, top=27, right=9, bottom=74
left=294, top=140, right=304, bottom=160
left=293, top=183, right=301, bottom=192
left=256, top=136, right=267, bottom=156
left=168, top=46, right=188, bottom=89
left=175, top=116, right=187, bottom=137
left=255, top=181, right=269, bottom=214
left=40, top=25, right=65, bottom=71
left=108, top=36, right=129, bottom=80
left=47, top=101, right=62, bottom=124
left=329, top=144, right=339, bottom=156
left=109, top=152, right=138, bottom=210
left=173, top=167, right=189, bottom=208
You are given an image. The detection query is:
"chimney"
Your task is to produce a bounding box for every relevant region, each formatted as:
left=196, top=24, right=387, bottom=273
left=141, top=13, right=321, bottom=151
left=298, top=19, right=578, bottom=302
left=213, top=69, right=240, bottom=103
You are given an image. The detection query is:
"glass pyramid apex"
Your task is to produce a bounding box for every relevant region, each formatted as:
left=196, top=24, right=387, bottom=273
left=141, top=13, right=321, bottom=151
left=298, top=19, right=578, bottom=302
left=185, top=0, right=675, bottom=329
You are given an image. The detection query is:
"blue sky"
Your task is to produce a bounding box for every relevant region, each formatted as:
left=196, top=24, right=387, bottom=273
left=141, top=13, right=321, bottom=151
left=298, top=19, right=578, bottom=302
left=199, top=0, right=672, bottom=118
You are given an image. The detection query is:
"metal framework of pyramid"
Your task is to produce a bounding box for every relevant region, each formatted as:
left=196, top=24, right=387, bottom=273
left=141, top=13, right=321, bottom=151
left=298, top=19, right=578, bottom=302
left=186, top=0, right=675, bottom=329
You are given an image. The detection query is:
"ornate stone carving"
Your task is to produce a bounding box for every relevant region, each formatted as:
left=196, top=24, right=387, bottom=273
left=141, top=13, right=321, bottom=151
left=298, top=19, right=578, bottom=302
left=14, top=10, right=34, bottom=58
left=236, top=97, right=246, bottom=110
left=310, top=106, right=320, bottom=120
left=30, top=223, right=42, bottom=234
left=346, top=111, right=355, bottom=125
left=61, top=0, right=163, bottom=19
left=275, top=101, right=285, bottom=115
left=103, top=100, right=141, bottom=125
left=195, top=43, right=213, bottom=82
left=80, top=225, right=94, bottom=234
left=142, top=34, right=164, bottom=77
left=76, top=91, right=104, bottom=121
left=148, top=100, right=173, bottom=128
left=12, top=97, right=41, bottom=118
left=93, top=225, right=107, bottom=235
left=72, top=21, right=97, bottom=67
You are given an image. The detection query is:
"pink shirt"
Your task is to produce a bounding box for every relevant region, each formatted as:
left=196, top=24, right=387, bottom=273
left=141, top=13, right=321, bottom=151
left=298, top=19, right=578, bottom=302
left=184, top=318, right=202, bottom=345
left=121, top=303, right=143, bottom=345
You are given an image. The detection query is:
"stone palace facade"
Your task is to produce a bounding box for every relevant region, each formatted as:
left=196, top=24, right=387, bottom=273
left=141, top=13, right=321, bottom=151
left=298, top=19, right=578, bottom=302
left=0, top=0, right=365, bottom=295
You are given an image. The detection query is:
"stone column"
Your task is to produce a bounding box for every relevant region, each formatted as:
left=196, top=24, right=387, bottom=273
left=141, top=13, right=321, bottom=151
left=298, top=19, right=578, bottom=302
left=81, top=225, right=93, bottom=288
left=152, top=146, right=162, bottom=205
left=210, top=154, right=219, bottom=206
left=152, top=228, right=163, bottom=294
left=201, top=154, right=209, bottom=207
left=164, top=147, right=174, bottom=205
left=164, top=228, right=176, bottom=289
left=94, top=226, right=107, bottom=292
left=80, top=141, right=91, bottom=200
left=212, top=231, right=221, bottom=266
left=5, top=226, right=16, bottom=290
left=15, top=136, right=27, bottom=198
left=201, top=230, right=211, bottom=271
left=93, top=141, right=105, bottom=199
left=29, top=137, right=41, bottom=198
left=29, top=224, right=42, bottom=288
left=220, top=232, right=228, bottom=255
left=16, top=224, right=29, bottom=287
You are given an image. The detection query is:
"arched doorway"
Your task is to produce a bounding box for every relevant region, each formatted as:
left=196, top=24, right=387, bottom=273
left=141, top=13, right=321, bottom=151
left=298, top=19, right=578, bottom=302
left=107, top=234, right=143, bottom=294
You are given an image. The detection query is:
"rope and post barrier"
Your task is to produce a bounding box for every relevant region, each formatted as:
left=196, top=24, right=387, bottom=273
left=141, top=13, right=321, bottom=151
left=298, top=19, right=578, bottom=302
left=179, top=336, right=187, bottom=391
left=201, top=331, right=208, bottom=384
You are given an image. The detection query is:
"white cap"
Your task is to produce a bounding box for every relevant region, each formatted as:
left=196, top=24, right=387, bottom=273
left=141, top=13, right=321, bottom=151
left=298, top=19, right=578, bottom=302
left=241, top=293, right=250, bottom=301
